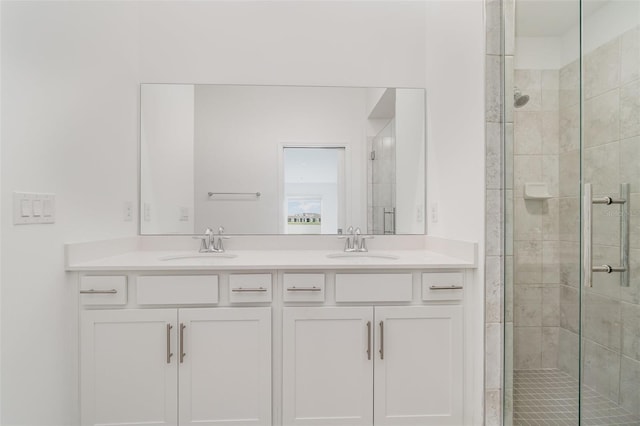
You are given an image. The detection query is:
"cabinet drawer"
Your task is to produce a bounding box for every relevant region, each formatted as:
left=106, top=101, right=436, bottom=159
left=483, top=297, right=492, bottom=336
left=137, top=275, right=218, bottom=305
left=422, top=272, right=464, bottom=301
left=229, top=274, right=272, bottom=303
left=80, top=275, right=127, bottom=305
left=283, top=273, right=325, bottom=302
left=335, top=273, right=412, bottom=302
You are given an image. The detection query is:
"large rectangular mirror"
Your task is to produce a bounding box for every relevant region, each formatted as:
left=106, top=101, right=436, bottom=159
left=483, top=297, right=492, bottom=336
left=140, top=84, right=426, bottom=235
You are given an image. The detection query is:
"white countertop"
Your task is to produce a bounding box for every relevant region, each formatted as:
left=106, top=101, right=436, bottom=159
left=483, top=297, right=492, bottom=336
left=66, top=249, right=475, bottom=271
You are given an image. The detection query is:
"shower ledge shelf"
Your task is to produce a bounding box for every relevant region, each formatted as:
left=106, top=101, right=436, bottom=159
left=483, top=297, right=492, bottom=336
left=524, top=183, right=552, bottom=200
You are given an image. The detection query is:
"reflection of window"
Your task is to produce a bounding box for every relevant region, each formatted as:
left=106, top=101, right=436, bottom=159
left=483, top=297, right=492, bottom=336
left=286, top=197, right=322, bottom=234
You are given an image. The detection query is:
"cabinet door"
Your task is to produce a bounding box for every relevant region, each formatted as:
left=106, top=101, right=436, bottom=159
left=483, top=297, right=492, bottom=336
left=178, top=308, right=271, bottom=426
left=80, top=309, right=178, bottom=426
left=373, top=306, right=463, bottom=426
left=283, top=307, right=374, bottom=426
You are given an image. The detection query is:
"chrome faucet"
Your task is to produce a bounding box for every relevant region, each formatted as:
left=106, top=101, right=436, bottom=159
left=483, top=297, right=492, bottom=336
left=339, top=226, right=373, bottom=252
left=193, top=226, right=230, bottom=253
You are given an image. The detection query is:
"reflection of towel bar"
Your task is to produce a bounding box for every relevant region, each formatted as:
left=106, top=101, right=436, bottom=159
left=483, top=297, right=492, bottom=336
left=208, top=192, right=261, bottom=197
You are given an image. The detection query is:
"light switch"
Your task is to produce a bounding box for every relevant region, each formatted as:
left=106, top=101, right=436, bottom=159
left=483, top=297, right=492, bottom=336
left=20, top=199, right=32, bottom=217
left=43, top=199, right=53, bottom=217
left=32, top=199, right=43, bottom=217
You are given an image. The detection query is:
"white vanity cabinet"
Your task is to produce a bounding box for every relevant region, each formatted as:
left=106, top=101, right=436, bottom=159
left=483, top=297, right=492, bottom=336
left=282, top=305, right=463, bottom=426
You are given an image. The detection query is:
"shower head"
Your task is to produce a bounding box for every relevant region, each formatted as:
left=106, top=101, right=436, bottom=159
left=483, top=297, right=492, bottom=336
left=514, top=87, right=530, bottom=108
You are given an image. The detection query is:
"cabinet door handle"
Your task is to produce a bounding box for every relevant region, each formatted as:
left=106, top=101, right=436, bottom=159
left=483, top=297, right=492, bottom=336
left=80, top=289, right=117, bottom=294
left=180, top=323, right=186, bottom=363
left=286, top=286, right=321, bottom=292
left=366, top=321, right=372, bottom=360
left=379, top=321, right=384, bottom=360
left=429, top=285, right=463, bottom=290
left=166, top=324, right=173, bottom=364
left=231, top=287, right=268, bottom=292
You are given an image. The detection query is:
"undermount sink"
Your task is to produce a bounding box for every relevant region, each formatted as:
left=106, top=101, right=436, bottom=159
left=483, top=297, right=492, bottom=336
left=159, top=253, right=238, bottom=261
left=326, top=252, right=399, bottom=260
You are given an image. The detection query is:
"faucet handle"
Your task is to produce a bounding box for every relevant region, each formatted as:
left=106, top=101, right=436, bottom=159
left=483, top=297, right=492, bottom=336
left=359, top=235, right=373, bottom=252
left=192, top=235, right=210, bottom=252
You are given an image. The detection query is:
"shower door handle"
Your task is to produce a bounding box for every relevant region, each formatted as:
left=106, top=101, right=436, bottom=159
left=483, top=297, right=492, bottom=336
left=583, top=183, right=630, bottom=288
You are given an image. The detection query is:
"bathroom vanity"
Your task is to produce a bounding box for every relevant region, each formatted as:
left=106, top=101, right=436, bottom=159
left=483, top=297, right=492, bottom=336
left=66, top=236, right=477, bottom=426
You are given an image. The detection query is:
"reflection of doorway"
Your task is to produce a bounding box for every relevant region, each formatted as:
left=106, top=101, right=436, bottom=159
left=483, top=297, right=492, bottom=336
left=282, top=147, right=345, bottom=234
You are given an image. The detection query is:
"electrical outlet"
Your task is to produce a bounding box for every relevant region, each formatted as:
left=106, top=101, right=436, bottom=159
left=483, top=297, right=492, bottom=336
left=123, top=201, right=133, bottom=222
left=431, top=203, right=438, bottom=223
left=144, top=203, right=151, bottom=222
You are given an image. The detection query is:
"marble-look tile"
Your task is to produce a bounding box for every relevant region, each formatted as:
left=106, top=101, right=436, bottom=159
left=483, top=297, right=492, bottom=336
left=583, top=142, right=621, bottom=195
left=621, top=26, right=640, bottom=85
left=486, top=189, right=503, bottom=257
left=503, top=387, right=513, bottom=426
left=558, top=328, right=579, bottom=379
left=515, top=69, right=541, bottom=90
left=505, top=190, right=514, bottom=256
left=541, top=89, right=559, bottom=112
left=514, top=111, right=542, bottom=154
left=541, top=155, right=558, bottom=197
left=559, top=102, right=579, bottom=153
left=584, top=89, right=620, bottom=148
left=559, top=151, right=580, bottom=198
left=560, top=284, right=579, bottom=333
left=591, top=203, right=622, bottom=247
left=485, top=255, right=503, bottom=324
left=583, top=292, right=622, bottom=351
left=514, top=240, right=542, bottom=284
left=542, top=285, right=560, bottom=326
left=584, top=37, right=620, bottom=100
left=542, top=240, right=560, bottom=285
left=486, top=54, right=503, bottom=123
left=372, top=183, right=392, bottom=207
left=484, top=389, right=502, bottom=426
left=621, top=302, right=640, bottom=361
left=559, top=241, right=580, bottom=288
left=505, top=56, right=514, bottom=124
left=485, top=0, right=501, bottom=56
left=486, top=122, right=502, bottom=190
left=582, top=339, right=621, bottom=401
left=514, top=285, right=542, bottom=326
left=541, top=111, right=559, bottom=155
left=620, top=355, right=640, bottom=416
left=505, top=256, right=514, bottom=322
left=542, top=198, right=559, bottom=241
left=514, top=197, right=542, bottom=241
left=560, top=59, right=579, bottom=109
left=590, top=244, right=624, bottom=300
left=541, top=326, right=559, bottom=368
left=505, top=124, right=514, bottom=190
left=541, top=69, right=559, bottom=90
left=514, top=326, right=542, bottom=369
left=622, top=248, right=640, bottom=305
left=558, top=197, right=580, bottom=242
left=485, top=323, right=503, bottom=390
left=503, top=0, right=515, bottom=56
left=620, top=137, right=640, bottom=193
left=621, top=81, right=640, bottom=139
left=514, top=155, right=542, bottom=196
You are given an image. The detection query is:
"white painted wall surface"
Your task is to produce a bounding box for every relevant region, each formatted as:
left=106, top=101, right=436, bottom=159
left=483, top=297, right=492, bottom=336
left=193, top=85, right=366, bottom=234
left=1, top=2, right=139, bottom=424
left=140, top=84, right=195, bottom=234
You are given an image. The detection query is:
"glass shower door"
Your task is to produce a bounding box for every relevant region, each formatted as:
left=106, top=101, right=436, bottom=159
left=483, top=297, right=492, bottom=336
left=580, top=1, right=640, bottom=424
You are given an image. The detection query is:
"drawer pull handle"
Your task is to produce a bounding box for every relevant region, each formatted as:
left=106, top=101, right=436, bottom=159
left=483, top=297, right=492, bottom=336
left=166, top=324, right=173, bottom=364
left=232, top=287, right=268, bottom=292
left=180, top=323, right=186, bottom=363
left=286, top=286, right=322, bottom=292
left=366, top=321, right=372, bottom=360
left=429, top=285, right=463, bottom=290
left=80, top=289, right=118, bottom=294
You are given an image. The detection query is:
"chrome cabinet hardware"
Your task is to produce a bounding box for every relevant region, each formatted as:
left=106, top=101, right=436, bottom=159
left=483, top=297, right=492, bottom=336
left=208, top=192, right=261, bottom=197
left=379, top=321, right=384, bottom=360
left=80, top=289, right=117, bottom=294
left=366, top=321, right=372, bottom=360
left=286, top=286, right=321, bottom=292
left=166, top=324, right=173, bottom=364
left=429, top=285, right=463, bottom=290
left=231, top=287, right=268, bottom=292
left=180, top=323, right=186, bottom=363
left=583, top=183, right=630, bottom=288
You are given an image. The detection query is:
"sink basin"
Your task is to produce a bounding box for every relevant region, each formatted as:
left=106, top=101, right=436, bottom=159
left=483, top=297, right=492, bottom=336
left=159, top=253, right=238, bottom=261
left=326, top=252, right=399, bottom=260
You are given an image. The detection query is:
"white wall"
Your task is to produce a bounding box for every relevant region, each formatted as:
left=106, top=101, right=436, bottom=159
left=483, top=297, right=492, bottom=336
left=140, top=84, right=195, bottom=234
left=193, top=85, right=367, bottom=234
left=1, top=2, right=139, bottom=424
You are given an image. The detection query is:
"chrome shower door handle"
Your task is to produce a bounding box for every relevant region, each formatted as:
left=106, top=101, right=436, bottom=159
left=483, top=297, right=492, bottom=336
left=584, top=183, right=593, bottom=288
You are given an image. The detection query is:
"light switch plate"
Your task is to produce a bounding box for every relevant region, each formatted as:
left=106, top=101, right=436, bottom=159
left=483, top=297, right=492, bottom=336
left=14, top=192, right=55, bottom=225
